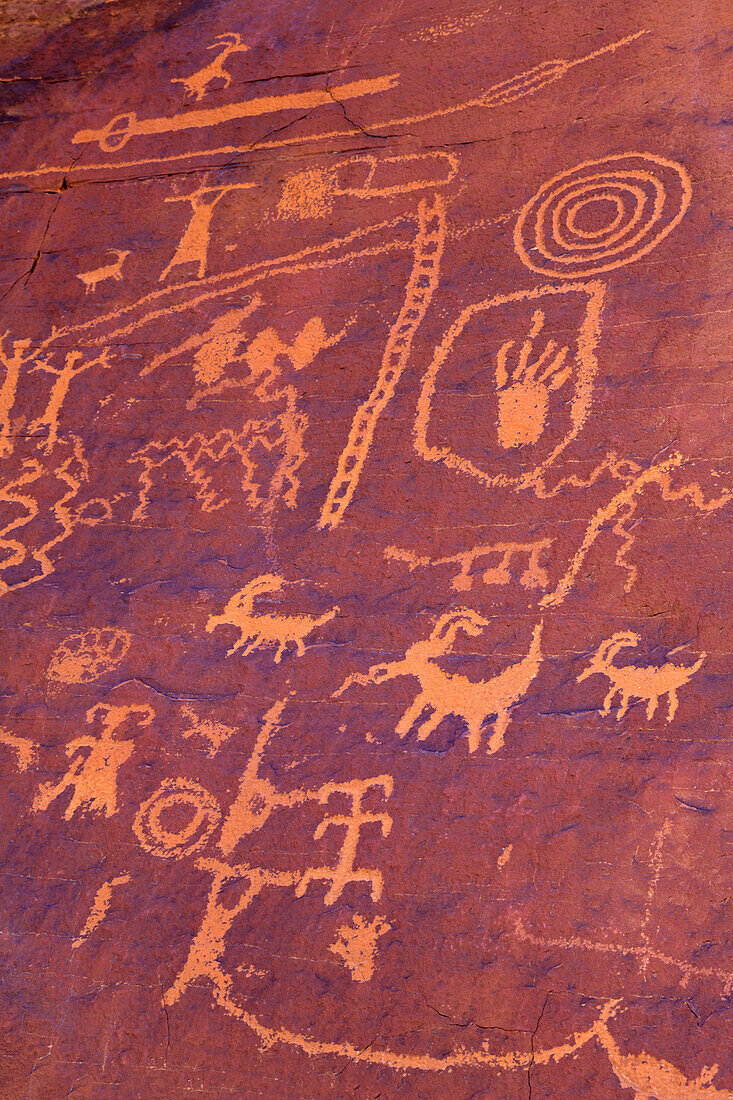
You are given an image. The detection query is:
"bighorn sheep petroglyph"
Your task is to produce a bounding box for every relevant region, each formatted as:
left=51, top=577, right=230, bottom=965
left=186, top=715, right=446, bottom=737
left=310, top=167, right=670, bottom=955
left=207, top=574, right=339, bottom=663
left=171, top=33, right=250, bottom=101
left=335, top=610, right=543, bottom=754
left=578, top=631, right=705, bottom=722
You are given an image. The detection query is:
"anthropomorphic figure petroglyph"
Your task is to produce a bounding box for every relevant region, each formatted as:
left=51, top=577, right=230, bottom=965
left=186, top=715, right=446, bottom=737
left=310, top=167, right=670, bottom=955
left=76, top=250, right=130, bottom=294
left=32, top=702, right=154, bottom=820
left=207, top=574, right=339, bottom=662
left=577, top=632, right=705, bottom=722
left=336, top=611, right=543, bottom=753
left=171, top=32, right=250, bottom=101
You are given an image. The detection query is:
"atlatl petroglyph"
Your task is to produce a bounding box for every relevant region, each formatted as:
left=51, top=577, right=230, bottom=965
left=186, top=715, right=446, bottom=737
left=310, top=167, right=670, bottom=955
left=336, top=612, right=543, bottom=754
left=77, top=250, right=130, bottom=294
left=207, top=574, right=339, bottom=663
left=578, top=633, right=706, bottom=722
left=73, top=874, right=130, bottom=949
left=33, top=702, right=154, bottom=821
left=47, top=627, right=131, bottom=684
left=73, top=74, right=400, bottom=151
left=171, top=32, right=250, bottom=101
left=385, top=538, right=552, bottom=593
left=296, top=776, right=393, bottom=905
left=329, top=914, right=391, bottom=981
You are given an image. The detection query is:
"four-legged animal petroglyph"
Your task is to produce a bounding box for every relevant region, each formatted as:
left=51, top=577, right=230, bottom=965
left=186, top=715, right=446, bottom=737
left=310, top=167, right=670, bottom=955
left=171, top=32, right=250, bottom=101
left=207, top=574, right=339, bottom=662
left=578, top=632, right=705, bottom=722
left=336, top=612, right=543, bottom=754
left=77, top=250, right=130, bottom=294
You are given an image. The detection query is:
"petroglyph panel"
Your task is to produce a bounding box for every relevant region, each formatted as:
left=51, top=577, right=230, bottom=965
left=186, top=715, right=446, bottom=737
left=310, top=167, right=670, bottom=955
left=0, top=0, right=730, bottom=1096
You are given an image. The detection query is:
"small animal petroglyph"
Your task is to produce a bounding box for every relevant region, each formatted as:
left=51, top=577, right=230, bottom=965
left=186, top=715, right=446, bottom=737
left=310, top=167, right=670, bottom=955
left=77, top=250, right=130, bottom=294
left=207, top=574, right=339, bottom=663
left=578, top=632, right=705, bottom=722
left=171, top=32, right=250, bottom=102
left=336, top=611, right=543, bottom=754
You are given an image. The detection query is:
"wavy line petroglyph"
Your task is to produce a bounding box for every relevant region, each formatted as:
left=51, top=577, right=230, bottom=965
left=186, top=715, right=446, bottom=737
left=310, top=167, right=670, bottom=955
left=207, top=574, right=340, bottom=662
left=577, top=634, right=706, bottom=722
left=335, top=612, right=543, bottom=754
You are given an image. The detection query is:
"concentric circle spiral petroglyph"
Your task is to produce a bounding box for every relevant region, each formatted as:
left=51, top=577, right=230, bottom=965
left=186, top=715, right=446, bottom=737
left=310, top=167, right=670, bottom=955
left=514, top=153, right=692, bottom=277
left=133, top=778, right=221, bottom=859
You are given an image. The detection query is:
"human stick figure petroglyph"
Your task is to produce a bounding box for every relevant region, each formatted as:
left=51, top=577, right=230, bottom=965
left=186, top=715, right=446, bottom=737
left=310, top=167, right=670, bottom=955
left=577, top=633, right=706, bottom=722
left=385, top=537, right=553, bottom=593
left=76, top=250, right=130, bottom=294
left=207, top=575, right=339, bottom=663
left=28, top=348, right=111, bottom=453
left=171, top=32, right=250, bottom=101
left=320, top=194, right=445, bottom=529
left=33, top=702, right=154, bottom=820
left=160, top=183, right=256, bottom=282
left=335, top=612, right=543, bottom=754
left=295, top=776, right=393, bottom=905
left=0, top=334, right=31, bottom=456
left=72, top=74, right=400, bottom=151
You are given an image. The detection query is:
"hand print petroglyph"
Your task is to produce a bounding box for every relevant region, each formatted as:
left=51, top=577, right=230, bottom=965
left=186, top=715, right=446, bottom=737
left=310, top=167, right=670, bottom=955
left=495, top=308, right=572, bottom=448
left=578, top=633, right=706, bottom=722
left=207, top=574, right=339, bottom=662
left=171, top=32, right=250, bottom=101
left=329, top=914, right=391, bottom=981
left=335, top=612, right=543, bottom=754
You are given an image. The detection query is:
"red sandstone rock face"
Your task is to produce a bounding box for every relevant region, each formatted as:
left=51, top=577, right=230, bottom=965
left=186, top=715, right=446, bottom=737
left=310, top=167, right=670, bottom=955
left=0, top=1, right=731, bottom=1096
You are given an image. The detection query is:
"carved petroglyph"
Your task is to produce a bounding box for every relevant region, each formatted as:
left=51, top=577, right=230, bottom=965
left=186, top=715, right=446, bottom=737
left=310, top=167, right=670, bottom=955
left=0, top=728, right=37, bottom=771
left=320, top=194, right=446, bottom=529
left=385, top=538, right=552, bottom=593
left=415, top=280, right=606, bottom=491
left=33, top=703, right=154, bottom=821
left=329, top=914, right=391, bottom=981
left=0, top=334, right=30, bottom=457
left=171, top=32, right=250, bottom=101
left=336, top=613, right=543, bottom=754
left=28, top=348, right=112, bottom=453
left=578, top=634, right=706, bottom=722
left=277, top=152, right=457, bottom=219
left=142, top=296, right=261, bottom=378
left=495, top=309, right=572, bottom=448
left=296, top=776, right=393, bottom=905
left=514, top=153, right=692, bottom=278
left=72, top=874, right=130, bottom=949
left=134, top=778, right=222, bottom=859
left=0, top=437, right=112, bottom=597
left=47, top=628, right=131, bottom=684
left=164, top=858, right=298, bottom=1007
left=595, top=1015, right=733, bottom=1100
left=77, top=250, right=130, bottom=294
left=160, top=183, right=256, bottom=282
left=181, top=705, right=236, bottom=758
left=72, top=74, right=401, bottom=151
left=207, top=575, right=339, bottom=663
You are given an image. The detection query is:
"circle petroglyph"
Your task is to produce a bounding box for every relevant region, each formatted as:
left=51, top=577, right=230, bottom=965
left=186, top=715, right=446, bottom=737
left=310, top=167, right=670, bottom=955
left=133, top=778, right=222, bottom=859
left=514, top=153, right=692, bottom=277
